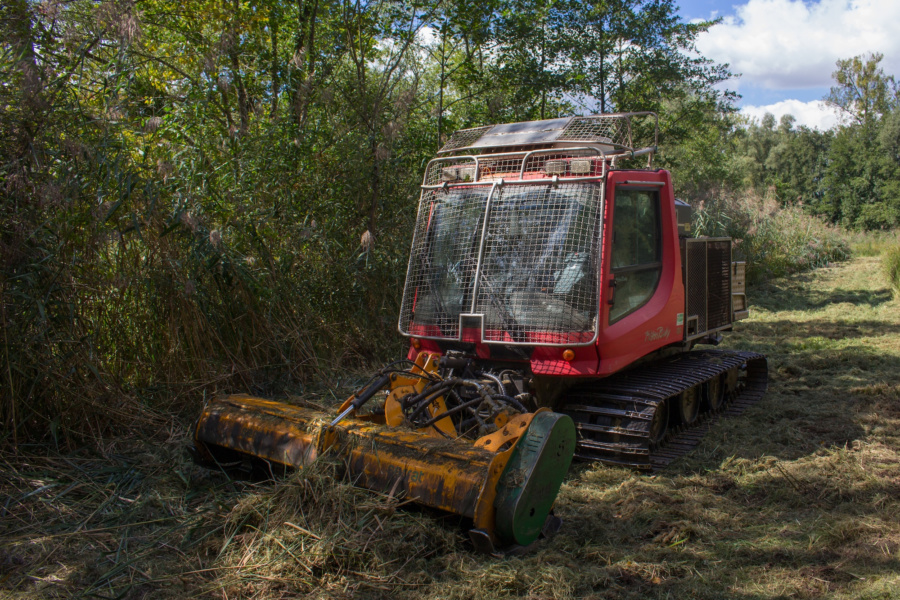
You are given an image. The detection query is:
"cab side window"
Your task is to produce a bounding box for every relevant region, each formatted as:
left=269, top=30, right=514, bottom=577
left=609, top=188, right=661, bottom=323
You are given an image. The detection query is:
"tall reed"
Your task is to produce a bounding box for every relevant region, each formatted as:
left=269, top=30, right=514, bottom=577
left=692, top=190, right=851, bottom=284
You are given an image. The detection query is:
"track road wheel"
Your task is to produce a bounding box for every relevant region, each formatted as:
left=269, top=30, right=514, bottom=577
left=648, top=401, right=669, bottom=447
left=704, top=375, right=726, bottom=412
left=678, top=387, right=700, bottom=425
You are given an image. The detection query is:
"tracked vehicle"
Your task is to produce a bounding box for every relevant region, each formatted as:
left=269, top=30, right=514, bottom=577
left=193, top=113, right=767, bottom=552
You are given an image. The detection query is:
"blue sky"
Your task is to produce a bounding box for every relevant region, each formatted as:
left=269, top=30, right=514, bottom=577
left=676, top=0, right=900, bottom=129
left=678, top=0, right=732, bottom=22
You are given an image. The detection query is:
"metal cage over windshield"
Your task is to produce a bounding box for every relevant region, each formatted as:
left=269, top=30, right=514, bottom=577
left=398, top=181, right=603, bottom=346
left=398, top=113, right=658, bottom=347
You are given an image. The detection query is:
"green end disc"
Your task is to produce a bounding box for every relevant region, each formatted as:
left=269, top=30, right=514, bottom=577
left=493, top=411, right=576, bottom=547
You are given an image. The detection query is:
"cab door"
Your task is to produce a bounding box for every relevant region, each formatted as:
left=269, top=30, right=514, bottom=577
left=596, top=171, right=685, bottom=375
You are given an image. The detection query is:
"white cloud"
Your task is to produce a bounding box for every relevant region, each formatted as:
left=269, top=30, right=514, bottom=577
left=416, top=25, right=438, bottom=47
left=696, top=0, right=900, bottom=91
left=740, top=99, right=840, bottom=130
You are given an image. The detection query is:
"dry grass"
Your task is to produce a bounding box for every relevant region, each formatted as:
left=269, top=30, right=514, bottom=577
left=3, top=255, right=900, bottom=599
left=847, top=230, right=900, bottom=258
left=692, top=191, right=851, bottom=284
left=884, top=245, right=900, bottom=299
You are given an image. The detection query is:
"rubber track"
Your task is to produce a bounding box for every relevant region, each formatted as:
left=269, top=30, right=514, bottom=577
left=560, top=350, right=768, bottom=472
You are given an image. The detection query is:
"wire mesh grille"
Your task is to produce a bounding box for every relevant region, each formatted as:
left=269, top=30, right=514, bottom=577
left=440, top=126, right=493, bottom=152
left=476, top=154, right=529, bottom=180
left=399, top=184, right=603, bottom=345
left=558, top=116, right=632, bottom=148
left=685, top=240, right=708, bottom=333
left=475, top=184, right=602, bottom=344
left=399, top=187, right=490, bottom=339
left=423, top=149, right=604, bottom=188
left=521, top=149, right=602, bottom=178
left=706, top=240, right=732, bottom=330
left=424, top=157, right=478, bottom=187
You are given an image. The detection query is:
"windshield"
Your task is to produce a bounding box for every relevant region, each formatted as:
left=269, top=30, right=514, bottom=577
left=400, top=183, right=602, bottom=345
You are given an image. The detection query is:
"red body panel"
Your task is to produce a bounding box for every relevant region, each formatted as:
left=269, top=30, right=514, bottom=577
left=595, top=170, right=684, bottom=375
left=406, top=168, right=686, bottom=380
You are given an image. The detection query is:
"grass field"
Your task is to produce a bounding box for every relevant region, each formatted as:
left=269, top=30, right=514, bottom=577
left=2, top=255, right=899, bottom=599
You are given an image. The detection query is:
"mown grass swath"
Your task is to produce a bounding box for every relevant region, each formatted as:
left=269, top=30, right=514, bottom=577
left=884, top=244, right=900, bottom=297
left=3, top=254, right=899, bottom=598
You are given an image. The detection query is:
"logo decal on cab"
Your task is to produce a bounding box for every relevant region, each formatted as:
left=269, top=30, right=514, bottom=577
left=645, top=326, right=671, bottom=342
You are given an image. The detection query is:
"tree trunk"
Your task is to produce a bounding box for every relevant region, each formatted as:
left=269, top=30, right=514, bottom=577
left=6, top=0, right=43, bottom=162
left=291, top=0, right=320, bottom=126
left=270, top=12, right=280, bottom=119
left=369, top=136, right=380, bottom=233
left=231, top=0, right=249, bottom=134
left=438, top=34, right=446, bottom=150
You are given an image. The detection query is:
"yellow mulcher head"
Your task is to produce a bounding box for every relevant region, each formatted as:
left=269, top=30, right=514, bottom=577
left=192, top=352, right=576, bottom=552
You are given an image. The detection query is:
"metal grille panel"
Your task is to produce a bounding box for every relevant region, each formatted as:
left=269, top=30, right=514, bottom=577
left=438, top=113, right=656, bottom=155
left=424, top=157, right=479, bottom=187
left=399, top=187, right=489, bottom=339
left=422, top=149, right=606, bottom=189
left=475, top=184, right=602, bottom=344
left=477, top=153, right=530, bottom=180
left=707, top=240, right=732, bottom=330
left=683, top=238, right=734, bottom=340
left=441, top=126, right=493, bottom=152
left=686, top=241, right=708, bottom=333
left=399, top=184, right=603, bottom=345
left=558, top=116, right=631, bottom=148
left=521, top=148, right=602, bottom=177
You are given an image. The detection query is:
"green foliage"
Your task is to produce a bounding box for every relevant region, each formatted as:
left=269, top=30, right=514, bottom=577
left=0, top=0, right=431, bottom=445
left=818, top=54, right=899, bottom=228
left=826, top=52, right=899, bottom=126
left=884, top=245, right=900, bottom=297
left=657, top=93, right=742, bottom=201
left=693, top=192, right=850, bottom=284
left=720, top=54, right=900, bottom=231
left=561, top=0, right=732, bottom=116
left=728, top=114, right=831, bottom=208
left=0, top=0, right=736, bottom=445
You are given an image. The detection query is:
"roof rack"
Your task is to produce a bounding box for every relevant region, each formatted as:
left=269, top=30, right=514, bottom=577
left=438, top=112, right=658, bottom=158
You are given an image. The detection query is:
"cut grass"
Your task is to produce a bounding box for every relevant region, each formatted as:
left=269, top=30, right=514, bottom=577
left=884, top=245, right=900, bottom=299
left=2, top=256, right=900, bottom=599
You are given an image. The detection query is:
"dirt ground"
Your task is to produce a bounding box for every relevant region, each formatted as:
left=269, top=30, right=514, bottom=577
left=2, top=256, right=899, bottom=599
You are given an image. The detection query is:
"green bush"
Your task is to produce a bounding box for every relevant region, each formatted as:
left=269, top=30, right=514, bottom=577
left=884, top=246, right=900, bottom=298
left=693, top=191, right=851, bottom=284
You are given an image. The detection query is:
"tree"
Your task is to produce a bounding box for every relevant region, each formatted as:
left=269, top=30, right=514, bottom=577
left=819, top=54, right=899, bottom=228
left=826, top=53, right=898, bottom=126
left=565, top=0, right=732, bottom=118
left=0, top=0, right=741, bottom=445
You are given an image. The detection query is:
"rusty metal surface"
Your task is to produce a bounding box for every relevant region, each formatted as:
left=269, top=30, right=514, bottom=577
left=192, top=353, right=571, bottom=547
left=194, top=394, right=326, bottom=467
left=194, top=394, right=501, bottom=519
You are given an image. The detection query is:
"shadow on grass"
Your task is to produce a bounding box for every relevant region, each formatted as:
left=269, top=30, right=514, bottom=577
left=740, top=319, right=900, bottom=348
left=553, top=466, right=900, bottom=600
left=678, top=338, right=900, bottom=468
left=751, top=277, right=894, bottom=312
